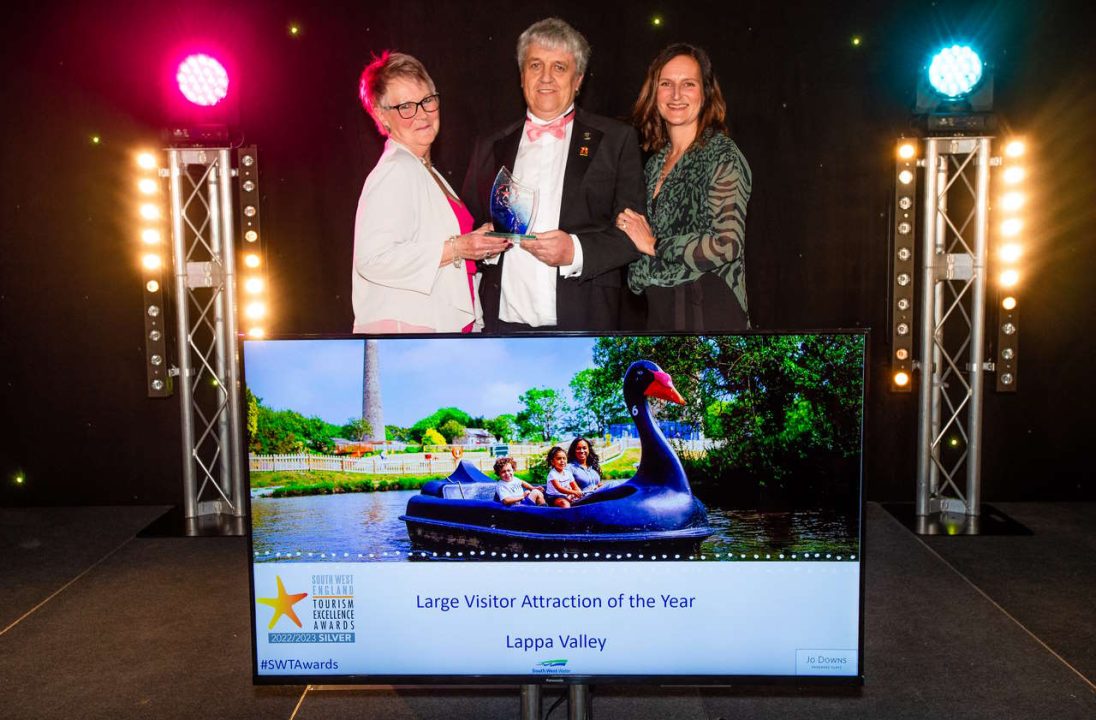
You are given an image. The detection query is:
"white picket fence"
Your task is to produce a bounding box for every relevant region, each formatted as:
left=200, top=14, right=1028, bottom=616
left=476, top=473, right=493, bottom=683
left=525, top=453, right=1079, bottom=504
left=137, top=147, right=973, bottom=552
left=250, top=440, right=627, bottom=477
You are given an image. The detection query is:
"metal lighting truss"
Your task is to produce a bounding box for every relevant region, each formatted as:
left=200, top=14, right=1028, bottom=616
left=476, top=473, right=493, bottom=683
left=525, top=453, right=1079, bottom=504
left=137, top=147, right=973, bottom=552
left=166, top=147, right=246, bottom=520
left=914, top=136, right=994, bottom=528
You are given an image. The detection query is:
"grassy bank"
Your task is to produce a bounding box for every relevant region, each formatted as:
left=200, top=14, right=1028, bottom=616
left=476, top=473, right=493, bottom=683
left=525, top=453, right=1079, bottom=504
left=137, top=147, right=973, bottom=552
left=251, top=470, right=441, bottom=497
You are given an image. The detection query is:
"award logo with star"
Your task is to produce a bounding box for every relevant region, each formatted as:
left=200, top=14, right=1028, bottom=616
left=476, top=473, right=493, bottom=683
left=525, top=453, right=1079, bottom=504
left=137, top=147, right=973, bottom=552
left=257, top=575, right=309, bottom=629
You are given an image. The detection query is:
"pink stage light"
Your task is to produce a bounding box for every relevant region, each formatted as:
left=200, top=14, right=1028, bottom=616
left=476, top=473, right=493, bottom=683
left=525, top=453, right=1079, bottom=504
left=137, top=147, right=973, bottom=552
left=176, top=54, right=230, bottom=107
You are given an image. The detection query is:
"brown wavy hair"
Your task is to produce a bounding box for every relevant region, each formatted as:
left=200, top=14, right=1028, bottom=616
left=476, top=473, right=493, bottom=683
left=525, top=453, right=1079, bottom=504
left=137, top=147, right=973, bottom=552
left=630, top=43, right=727, bottom=153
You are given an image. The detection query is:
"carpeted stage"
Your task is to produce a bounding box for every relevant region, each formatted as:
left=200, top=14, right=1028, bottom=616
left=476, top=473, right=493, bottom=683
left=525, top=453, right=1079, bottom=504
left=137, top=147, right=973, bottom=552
left=1, top=503, right=1093, bottom=719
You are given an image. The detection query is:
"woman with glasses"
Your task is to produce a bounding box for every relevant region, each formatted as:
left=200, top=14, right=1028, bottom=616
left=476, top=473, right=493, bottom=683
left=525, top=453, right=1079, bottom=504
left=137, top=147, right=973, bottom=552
left=353, top=52, right=510, bottom=333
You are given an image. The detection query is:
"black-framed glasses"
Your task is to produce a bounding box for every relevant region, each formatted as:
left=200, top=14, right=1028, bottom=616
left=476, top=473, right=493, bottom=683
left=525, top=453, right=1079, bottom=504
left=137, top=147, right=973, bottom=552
left=382, top=93, right=440, bottom=119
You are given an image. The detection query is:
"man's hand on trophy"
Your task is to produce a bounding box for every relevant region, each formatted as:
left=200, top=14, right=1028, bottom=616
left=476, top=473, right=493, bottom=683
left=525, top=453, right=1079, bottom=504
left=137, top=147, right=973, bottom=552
left=521, top=230, right=575, bottom=267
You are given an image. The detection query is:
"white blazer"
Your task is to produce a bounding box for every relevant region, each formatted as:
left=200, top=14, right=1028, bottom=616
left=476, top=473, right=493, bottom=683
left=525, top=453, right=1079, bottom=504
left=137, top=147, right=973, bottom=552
left=352, top=140, right=482, bottom=333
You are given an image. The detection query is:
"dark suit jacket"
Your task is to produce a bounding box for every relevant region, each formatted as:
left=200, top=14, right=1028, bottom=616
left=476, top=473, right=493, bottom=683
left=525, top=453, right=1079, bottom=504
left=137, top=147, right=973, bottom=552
left=462, top=108, right=645, bottom=332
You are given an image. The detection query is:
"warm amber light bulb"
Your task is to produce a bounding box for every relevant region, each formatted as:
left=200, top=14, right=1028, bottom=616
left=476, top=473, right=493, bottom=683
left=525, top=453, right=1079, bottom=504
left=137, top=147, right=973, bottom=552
left=1004, top=140, right=1025, bottom=158
left=898, top=143, right=916, bottom=160
left=1002, top=296, right=1017, bottom=310
left=244, top=254, right=261, bottom=268
left=244, top=277, right=264, bottom=293
left=999, top=243, right=1022, bottom=263
left=142, top=253, right=162, bottom=270
left=1000, top=192, right=1024, bottom=212
left=1003, top=167, right=1025, bottom=184
left=136, top=152, right=157, bottom=170
left=894, top=371, right=910, bottom=387
left=245, top=301, right=267, bottom=319
left=1001, top=218, right=1023, bottom=237
left=999, top=269, right=1020, bottom=287
left=898, top=170, right=914, bottom=185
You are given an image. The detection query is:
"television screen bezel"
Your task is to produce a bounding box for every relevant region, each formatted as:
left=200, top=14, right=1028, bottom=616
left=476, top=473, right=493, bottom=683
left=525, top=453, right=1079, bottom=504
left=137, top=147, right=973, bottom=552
left=243, top=329, right=868, bottom=687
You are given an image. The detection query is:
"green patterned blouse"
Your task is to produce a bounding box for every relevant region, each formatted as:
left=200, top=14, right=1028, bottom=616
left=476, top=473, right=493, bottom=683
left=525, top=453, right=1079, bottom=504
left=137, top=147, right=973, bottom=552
left=627, top=131, right=753, bottom=319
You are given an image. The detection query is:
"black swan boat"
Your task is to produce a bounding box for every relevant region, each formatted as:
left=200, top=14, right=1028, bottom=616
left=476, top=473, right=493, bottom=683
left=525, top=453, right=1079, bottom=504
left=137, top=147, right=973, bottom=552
left=399, top=360, right=713, bottom=556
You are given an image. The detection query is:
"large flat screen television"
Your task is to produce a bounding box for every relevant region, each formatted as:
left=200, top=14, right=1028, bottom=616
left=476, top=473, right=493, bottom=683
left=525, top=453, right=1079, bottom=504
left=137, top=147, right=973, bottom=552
left=244, top=332, right=865, bottom=685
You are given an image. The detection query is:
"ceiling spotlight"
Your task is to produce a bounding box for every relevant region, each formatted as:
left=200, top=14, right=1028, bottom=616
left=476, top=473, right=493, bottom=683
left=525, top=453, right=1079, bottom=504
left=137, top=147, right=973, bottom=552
left=1003, top=167, right=1025, bottom=184
left=244, top=277, right=264, bottom=293
left=1001, top=218, right=1023, bottom=236
left=142, top=254, right=162, bottom=270
left=1002, top=296, right=1017, bottom=310
left=138, top=179, right=158, bottom=194
left=999, top=269, right=1019, bottom=287
left=898, top=143, right=916, bottom=160
left=137, top=153, right=157, bottom=170
left=139, top=204, right=161, bottom=221
left=1004, top=140, right=1025, bottom=157
left=894, top=371, right=910, bottom=387
left=244, top=253, right=261, bottom=268
left=898, top=170, right=914, bottom=185
left=141, top=229, right=162, bottom=244
left=928, top=45, right=984, bottom=98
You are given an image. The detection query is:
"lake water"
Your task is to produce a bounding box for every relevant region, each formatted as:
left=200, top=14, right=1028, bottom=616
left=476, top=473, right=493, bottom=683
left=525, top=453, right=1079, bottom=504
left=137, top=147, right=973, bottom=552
left=250, top=489, right=859, bottom=562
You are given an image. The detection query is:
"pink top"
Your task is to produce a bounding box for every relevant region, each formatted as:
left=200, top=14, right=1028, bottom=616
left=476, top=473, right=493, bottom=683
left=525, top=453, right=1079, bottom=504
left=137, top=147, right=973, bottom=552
left=447, top=197, right=476, bottom=333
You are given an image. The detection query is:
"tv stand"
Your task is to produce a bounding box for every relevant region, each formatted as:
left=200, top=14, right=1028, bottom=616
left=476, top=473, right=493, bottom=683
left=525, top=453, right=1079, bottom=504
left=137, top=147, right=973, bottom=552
left=519, top=684, right=591, bottom=720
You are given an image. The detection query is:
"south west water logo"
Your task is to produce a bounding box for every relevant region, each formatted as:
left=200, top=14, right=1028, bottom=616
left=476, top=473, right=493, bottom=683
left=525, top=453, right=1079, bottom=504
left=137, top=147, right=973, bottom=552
left=532, top=659, right=570, bottom=674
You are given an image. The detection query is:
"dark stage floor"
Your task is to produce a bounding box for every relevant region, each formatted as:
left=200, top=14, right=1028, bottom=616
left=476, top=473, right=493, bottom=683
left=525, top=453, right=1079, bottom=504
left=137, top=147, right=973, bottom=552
left=1, top=503, right=1093, bottom=719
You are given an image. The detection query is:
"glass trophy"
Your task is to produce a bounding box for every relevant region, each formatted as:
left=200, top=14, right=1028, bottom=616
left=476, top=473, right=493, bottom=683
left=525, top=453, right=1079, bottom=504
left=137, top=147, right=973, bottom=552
left=486, top=166, right=538, bottom=241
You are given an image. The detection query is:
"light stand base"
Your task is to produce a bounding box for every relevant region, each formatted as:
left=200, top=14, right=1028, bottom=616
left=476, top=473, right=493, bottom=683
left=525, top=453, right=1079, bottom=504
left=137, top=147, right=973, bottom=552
left=883, top=502, right=1031, bottom=536
left=138, top=505, right=246, bottom=537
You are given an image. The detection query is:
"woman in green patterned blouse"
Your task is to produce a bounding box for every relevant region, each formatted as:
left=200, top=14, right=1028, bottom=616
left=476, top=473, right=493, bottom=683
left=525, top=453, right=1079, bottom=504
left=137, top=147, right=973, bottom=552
left=616, top=43, right=753, bottom=330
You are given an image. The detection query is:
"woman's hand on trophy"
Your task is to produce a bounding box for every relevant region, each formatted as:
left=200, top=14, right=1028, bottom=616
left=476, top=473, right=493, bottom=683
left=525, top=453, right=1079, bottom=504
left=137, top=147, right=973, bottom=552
left=457, top=224, right=510, bottom=261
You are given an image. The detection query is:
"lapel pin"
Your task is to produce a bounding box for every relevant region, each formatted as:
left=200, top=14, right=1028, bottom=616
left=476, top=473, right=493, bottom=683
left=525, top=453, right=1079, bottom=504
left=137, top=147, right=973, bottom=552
left=583, top=131, right=591, bottom=140
left=579, top=146, right=589, bottom=157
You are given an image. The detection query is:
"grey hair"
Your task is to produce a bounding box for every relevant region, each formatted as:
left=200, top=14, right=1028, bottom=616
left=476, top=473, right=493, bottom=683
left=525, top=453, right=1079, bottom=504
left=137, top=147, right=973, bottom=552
left=358, top=51, right=436, bottom=136
left=516, top=17, right=591, bottom=76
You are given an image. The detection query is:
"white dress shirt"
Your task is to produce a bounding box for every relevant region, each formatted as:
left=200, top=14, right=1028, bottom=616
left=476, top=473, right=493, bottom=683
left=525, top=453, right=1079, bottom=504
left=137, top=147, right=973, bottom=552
left=498, top=107, right=583, bottom=327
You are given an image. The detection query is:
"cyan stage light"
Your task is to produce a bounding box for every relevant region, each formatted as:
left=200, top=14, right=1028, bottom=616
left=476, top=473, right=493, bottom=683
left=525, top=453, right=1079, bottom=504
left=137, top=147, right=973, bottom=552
left=928, top=45, right=983, bottom=99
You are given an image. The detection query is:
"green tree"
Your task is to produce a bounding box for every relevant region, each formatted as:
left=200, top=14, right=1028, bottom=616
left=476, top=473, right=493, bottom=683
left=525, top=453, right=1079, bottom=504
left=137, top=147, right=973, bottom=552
left=517, top=387, right=565, bottom=441
left=591, top=334, right=865, bottom=487
left=484, top=414, right=517, bottom=443
left=246, top=392, right=342, bottom=454
left=246, top=388, right=259, bottom=442
left=410, top=407, right=472, bottom=443
left=438, top=418, right=466, bottom=443
left=568, top=367, right=625, bottom=435
left=385, top=425, right=412, bottom=442
left=342, top=417, right=373, bottom=443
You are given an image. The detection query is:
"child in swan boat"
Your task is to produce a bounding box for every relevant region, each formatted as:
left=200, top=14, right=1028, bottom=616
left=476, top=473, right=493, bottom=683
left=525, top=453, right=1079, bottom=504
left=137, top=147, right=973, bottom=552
left=493, top=457, right=546, bottom=506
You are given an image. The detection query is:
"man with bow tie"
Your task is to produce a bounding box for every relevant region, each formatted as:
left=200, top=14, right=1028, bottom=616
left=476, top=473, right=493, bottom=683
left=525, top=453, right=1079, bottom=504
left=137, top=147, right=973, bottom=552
left=463, top=17, right=645, bottom=332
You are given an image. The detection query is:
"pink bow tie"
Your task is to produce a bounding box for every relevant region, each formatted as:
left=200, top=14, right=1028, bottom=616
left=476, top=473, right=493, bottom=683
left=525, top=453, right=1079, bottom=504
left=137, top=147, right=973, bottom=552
left=525, top=111, right=575, bottom=142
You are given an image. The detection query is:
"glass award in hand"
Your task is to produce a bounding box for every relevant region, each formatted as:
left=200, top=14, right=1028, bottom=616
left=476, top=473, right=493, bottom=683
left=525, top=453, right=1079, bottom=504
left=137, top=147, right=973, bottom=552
left=486, top=166, right=538, bottom=241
